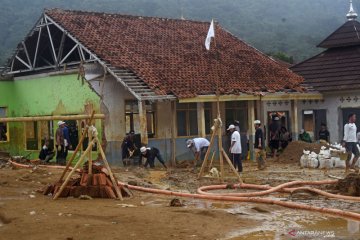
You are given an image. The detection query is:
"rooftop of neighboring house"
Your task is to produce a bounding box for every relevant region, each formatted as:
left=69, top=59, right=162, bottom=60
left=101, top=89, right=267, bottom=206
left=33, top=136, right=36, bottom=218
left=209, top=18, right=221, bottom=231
left=4, top=8, right=306, bottom=98
left=291, top=2, right=360, bottom=92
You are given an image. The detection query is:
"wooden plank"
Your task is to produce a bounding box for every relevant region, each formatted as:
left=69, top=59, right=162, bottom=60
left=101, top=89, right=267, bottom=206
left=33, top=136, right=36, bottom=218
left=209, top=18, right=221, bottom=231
left=247, top=100, right=255, bottom=161
left=197, top=102, right=206, bottom=138
left=58, top=111, right=95, bottom=182
left=0, top=114, right=104, bottom=123
left=217, top=100, right=224, bottom=183
left=221, top=149, right=243, bottom=183
left=138, top=101, right=148, bottom=145
left=198, top=119, right=219, bottom=179
left=96, top=137, right=124, bottom=200
left=179, top=94, right=259, bottom=103
left=53, top=138, right=96, bottom=200
left=291, top=100, right=299, bottom=141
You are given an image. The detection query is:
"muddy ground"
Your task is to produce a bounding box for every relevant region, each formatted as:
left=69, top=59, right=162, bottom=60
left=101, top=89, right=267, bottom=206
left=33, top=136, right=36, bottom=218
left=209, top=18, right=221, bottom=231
left=1, top=159, right=360, bottom=240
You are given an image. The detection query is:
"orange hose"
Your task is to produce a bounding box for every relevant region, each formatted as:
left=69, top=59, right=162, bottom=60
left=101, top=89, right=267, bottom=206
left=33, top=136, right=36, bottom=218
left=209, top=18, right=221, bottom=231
left=198, top=183, right=360, bottom=201
left=120, top=182, right=360, bottom=221
left=8, top=160, right=360, bottom=221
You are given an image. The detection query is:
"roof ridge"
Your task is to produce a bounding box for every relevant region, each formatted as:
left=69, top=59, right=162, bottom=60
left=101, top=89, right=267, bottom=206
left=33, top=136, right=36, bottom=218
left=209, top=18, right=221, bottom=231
left=44, top=8, right=211, bottom=25
left=317, top=20, right=360, bottom=48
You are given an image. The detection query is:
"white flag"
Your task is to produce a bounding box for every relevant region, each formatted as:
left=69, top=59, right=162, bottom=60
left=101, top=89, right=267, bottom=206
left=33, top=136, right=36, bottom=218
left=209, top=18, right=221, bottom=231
left=205, top=19, right=215, bottom=50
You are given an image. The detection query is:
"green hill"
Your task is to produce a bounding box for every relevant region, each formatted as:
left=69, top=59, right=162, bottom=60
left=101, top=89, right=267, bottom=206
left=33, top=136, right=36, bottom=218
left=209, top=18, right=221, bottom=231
left=0, top=0, right=357, bottom=65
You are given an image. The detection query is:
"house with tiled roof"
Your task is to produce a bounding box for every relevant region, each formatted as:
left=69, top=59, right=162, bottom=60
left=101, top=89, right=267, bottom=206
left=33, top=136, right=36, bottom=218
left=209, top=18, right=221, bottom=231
left=291, top=1, right=360, bottom=142
left=0, top=9, right=320, bottom=165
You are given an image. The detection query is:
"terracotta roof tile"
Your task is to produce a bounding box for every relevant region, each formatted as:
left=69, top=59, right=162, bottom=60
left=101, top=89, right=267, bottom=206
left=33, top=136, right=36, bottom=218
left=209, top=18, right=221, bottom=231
left=46, top=9, right=304, bottom=98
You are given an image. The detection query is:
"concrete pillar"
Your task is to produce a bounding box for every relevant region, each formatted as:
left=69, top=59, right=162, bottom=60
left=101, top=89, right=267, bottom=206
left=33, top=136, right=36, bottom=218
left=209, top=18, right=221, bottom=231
left=138, top=101, right=148, bottom=145
left=197, top=102, right=206, bottom=137
left=171, top=101, right=176, bottom=166
left=291, top=100, right=299, bottom=141
left=248, top=100, right=255, bottom=160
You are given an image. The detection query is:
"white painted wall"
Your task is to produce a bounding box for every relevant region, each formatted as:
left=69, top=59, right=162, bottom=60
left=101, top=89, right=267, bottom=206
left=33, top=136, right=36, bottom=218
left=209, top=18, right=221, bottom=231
left=297, top=91, right=360, bottom=143
left=90, top=75, right=135, bottom=141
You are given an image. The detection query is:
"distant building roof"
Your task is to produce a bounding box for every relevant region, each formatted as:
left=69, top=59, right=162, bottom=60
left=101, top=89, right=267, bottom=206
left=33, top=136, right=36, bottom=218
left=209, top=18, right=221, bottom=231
left=42, top=9, right=304, bottom=98
left=317, top=20, right=360, bottom=48
left=291, top=2, right=360, bottom=93
left=291, top=46, right=360, bottom=92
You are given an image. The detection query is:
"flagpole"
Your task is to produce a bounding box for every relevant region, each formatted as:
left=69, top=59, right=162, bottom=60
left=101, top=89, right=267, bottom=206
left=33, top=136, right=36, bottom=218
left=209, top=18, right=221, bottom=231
left=213, top=19, right=216, bottom=48
left=213, top=19, right=223, bottom=182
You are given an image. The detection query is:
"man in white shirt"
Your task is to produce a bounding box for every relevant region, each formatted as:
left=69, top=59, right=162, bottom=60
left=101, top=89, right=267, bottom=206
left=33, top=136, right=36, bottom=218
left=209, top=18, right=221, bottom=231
left=228, top=124, right=242, bottom=173
left=186, top=138, right=210, bottom=167
left=343, top=113, right=360, bottom=172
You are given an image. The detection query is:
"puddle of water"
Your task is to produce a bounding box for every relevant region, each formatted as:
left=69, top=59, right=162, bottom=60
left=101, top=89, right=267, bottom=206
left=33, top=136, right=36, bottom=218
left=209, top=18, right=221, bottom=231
left=140, top=193, right=360, bottom=239
left=225, top=209, right=360, bottom=240
left=210, top=202, right=234, bottom=209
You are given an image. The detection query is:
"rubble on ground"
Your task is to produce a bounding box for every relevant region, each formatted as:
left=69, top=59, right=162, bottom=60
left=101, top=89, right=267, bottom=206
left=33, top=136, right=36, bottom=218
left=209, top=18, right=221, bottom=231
left=43, top=163, right=131, bottom=199
left=337, top=173, right=360, bottom=196
left=278, top=141, right=327, bottom=163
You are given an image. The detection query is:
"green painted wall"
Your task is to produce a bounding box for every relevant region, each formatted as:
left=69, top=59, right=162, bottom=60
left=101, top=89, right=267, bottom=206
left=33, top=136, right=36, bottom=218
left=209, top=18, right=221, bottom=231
left=0, top=73, right=101, bottom=160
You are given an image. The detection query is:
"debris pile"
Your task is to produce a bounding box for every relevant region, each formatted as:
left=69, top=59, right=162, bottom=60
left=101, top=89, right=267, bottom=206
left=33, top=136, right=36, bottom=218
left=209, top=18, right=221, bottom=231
left=278, top=141, right=326, bottom=163
left=44, top=163, right=130, bottom=199
left=0, top=151, right=10, bottom=168
left=337, top=173, right=360, bottom=196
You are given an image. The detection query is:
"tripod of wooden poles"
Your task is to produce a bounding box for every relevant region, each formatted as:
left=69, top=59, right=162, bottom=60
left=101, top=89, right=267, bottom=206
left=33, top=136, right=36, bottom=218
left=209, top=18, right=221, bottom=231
left=197, top=114, right=243, bottom=184
left=53, top=111, right=125, bottom=200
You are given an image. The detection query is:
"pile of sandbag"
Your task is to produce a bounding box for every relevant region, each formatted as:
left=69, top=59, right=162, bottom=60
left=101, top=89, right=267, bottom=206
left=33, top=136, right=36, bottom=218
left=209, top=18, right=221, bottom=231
left=300, top=144, right=360, bottom=169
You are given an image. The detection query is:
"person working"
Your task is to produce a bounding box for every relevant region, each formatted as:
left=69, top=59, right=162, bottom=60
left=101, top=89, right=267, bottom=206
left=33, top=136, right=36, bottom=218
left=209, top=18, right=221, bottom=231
left=62, top=122, right=72, bottom=160
left=343, top=113, right=360, bottom=173
left=39, top=139, right=54, bottom=163
left=186, top=138, right=210, bottom=167
left=269, top=116, right=280, bottom=158
left=254, top=120, right=266, bottom=170
left=140, top=146, right=167, bottom=169
left=121, top=131, right=136, bottom=166
left=228, top=124, right=242, bottom=174
left=318, top=123, right=330, bottom=143
left=279, top=126, right=291, bottom=150
left=55, top=121, right=65, bottom=165
left=299, top=129, right=312, bottom=143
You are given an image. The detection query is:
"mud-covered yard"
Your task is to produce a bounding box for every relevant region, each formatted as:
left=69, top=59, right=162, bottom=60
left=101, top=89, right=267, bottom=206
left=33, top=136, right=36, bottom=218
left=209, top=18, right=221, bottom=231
left=1, top=159, right=360, bottom=240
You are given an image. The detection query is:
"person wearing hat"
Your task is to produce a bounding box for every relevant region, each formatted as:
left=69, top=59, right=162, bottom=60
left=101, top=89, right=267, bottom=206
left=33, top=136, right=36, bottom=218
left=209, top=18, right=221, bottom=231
left=299, top=129, right=312, bottom=143
left=186, top=138, right=210, bottom=167
left=140, top=146, right=167, bottom=169
left=254, top=120, right=266, bottom=170
left=269, top=115, right=280, bottom=158
left=55, top=120, right=66, bottom=165
left=228, top=124, right=242, bottom=173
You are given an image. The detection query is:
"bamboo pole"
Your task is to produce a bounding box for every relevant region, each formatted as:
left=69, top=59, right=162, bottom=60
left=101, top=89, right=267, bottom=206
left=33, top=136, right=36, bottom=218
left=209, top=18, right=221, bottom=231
left=58, top=111, right=95, bottom=182
left=95, top=136, right=124, bottom=201
left=53, top=138, right=96, bottom=200
left=209, top=151, right=216, bottom=168
left=221, top=149, right=243, bottom=184
left=218, top=125, right=224, bottom=182
left=87, top=127, right=93, bottom=185
left=0, top=114, right=104, bottom=123
left=216, top=100, right=224, bottom=182
left=198, top=119, right=219, bottom=179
